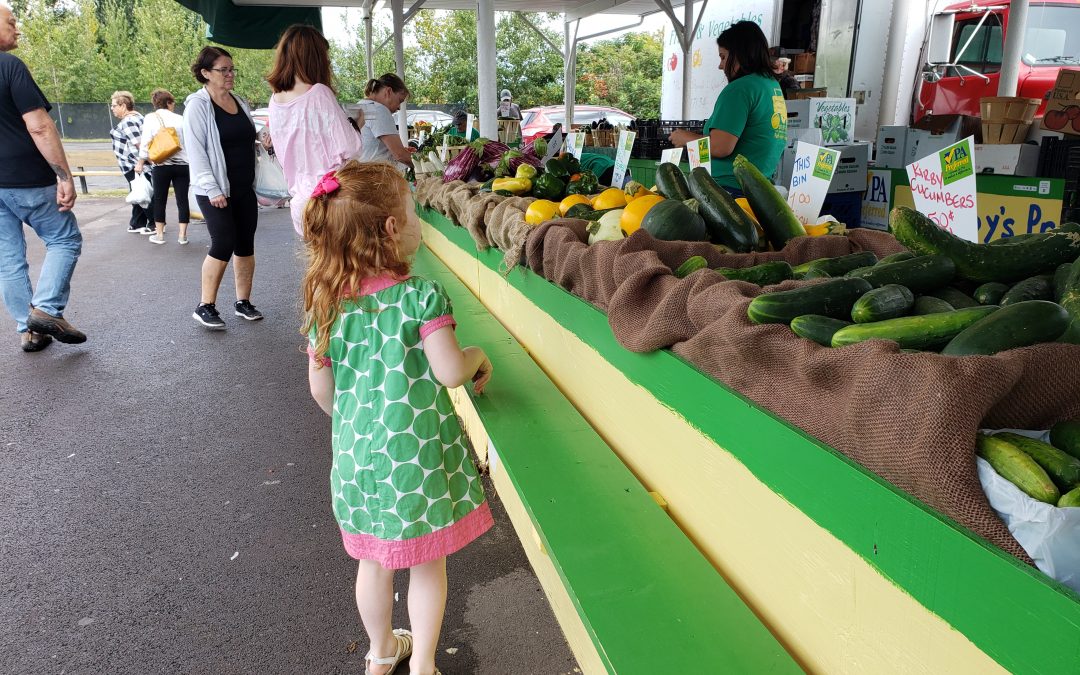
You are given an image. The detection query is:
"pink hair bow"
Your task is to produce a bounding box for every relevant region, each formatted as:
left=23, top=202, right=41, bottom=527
left=311, top=170, right=340, bottom=199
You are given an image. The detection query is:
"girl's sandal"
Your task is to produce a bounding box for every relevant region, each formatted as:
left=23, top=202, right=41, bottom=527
left=364, top=629, right=413, bottom=675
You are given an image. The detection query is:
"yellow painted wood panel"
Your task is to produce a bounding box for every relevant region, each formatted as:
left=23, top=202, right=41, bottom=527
left=423, top=220, right=1006, bottom=675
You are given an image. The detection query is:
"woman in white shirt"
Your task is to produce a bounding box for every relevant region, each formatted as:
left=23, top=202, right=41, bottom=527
left=357, top=73, right=413, bottom=172
left=136, top=89, right=190, bottom=245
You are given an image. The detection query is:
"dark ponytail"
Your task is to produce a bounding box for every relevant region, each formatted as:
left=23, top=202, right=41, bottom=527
left=364, top=73, right=409, bottom=98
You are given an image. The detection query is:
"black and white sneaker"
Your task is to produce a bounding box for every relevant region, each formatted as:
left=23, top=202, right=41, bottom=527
left=234, top=300, right=264, bottom=321
left=193, top=303, right=226, bottom=330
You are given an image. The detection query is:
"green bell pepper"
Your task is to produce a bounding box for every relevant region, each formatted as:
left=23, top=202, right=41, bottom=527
left=531, top=173, right=565, bottom=200
left=565, top=170, right=598, bottom=196
left=544, top=157, right=569, bottom=179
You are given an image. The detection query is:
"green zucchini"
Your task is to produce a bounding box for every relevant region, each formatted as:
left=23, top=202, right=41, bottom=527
left=1059, top=486, right=1080, bottom=507
left=733, top=155, right=805, bottom=249
left=878, top=251, right=916, bottom=264
left=674, top=255, right=709, bottom=278
left=801, top=267, right=833, bottom=279
left=654, top=162, right=692, bottom=201
left=687, top=168, right=758, bottom=252
left=890, top=206, right=1080, bottom=283
left=913, top=296, right=954, bottom=314
left=999, top=274, right=1054, bottom=306
left=973, top=282, right=1010, bottom=305
left=851, top=284, right=915, bottom=323
left=940, top=300, right=1070, bottom=356
left=1053, top=262, right=1072, bottom=302
left=715, top=261, right=793, bottom=286
left=790, top=315, right=852, bottom=346
left=1050, top=420, right=1080, bottom=461
left=747, top=277, right=872, bottom=324
left=977, top=433, right=1060, bottom=504
left=831, top=306, right=998, bottom=350
left=926, top=286, right=978, bottom=309
left=995, top=432, right=1080, bottom=491
left=793, top=251, right=878, bottom=279
left=845, top=255, right=956, bottom=293
left=1060, top=258, right=1080, bottom=320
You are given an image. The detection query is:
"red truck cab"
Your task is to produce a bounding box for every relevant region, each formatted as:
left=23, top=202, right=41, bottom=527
left=915, top=0, right=1080, bottom=121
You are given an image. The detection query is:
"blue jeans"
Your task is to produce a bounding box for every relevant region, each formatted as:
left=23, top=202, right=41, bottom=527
left=0, top=185, right=82, bottom=333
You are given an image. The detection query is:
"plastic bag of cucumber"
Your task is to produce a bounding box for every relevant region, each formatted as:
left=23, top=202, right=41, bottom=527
left=524, top=209, right=1080, bottom=563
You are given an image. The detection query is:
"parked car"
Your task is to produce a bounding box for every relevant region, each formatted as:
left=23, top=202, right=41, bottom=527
left=407, top=109, right=453, bottom=129
left=520, top=105, right=635, bottom=142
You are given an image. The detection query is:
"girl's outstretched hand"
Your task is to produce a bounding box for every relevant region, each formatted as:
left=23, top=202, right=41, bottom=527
left=472, top=354, right=492, bottom=395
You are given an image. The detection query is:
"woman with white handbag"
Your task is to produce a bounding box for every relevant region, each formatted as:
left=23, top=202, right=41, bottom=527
left=135, top=89, right=190, bottom=245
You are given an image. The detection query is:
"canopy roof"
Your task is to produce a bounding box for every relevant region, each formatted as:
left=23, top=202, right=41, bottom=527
left=176, top=0, right=322, bottom=48
left=231, top=0, right=681, bottom=23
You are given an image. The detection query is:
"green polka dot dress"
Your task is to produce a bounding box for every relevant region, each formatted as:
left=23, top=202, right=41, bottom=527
left=308, top=275, right=492, bottom=568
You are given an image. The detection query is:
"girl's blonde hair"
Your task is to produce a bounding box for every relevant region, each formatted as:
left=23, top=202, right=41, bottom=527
left=301, top=161, right=412, bottom=361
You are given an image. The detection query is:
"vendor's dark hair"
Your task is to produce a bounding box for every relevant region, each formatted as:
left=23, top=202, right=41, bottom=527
left=717, top=21, right=773, bottom=80
left=365, top=73, right=409, bottom=98
left=192, top=46, right=232, bottom=84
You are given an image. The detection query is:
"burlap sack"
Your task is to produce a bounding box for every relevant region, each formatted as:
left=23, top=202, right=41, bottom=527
left=526, top=222, right=1080, bottom=562
left=485, top=196, right=535, bottom=273
left=446, top=183, right=481, bottom=226
left=414, top=176, right=443, bottom=209
left=460, top=193, right=506, bottom=250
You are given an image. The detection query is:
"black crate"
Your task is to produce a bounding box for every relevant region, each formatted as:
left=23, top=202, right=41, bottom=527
left=1037, top=136, right=1080, bottom=178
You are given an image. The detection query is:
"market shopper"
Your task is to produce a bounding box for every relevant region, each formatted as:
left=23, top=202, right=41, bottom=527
left=670, top=21, right=788, bottom=194
left=356, top=73, right=413, bottom=173
left=497, top=89, right=521, bottom=120
left=110, top=90, right=153, bottom=234
left=267, top=24, right=364, bottom=237
left=772, top=57, right=801, bottom=99
left=303, top=161, right=493, bottom=675
left=184, top=46, right=263, bottom=330
left=0, top=2, right=85, bottom=351
left=135, top=88, right=190, bottom=245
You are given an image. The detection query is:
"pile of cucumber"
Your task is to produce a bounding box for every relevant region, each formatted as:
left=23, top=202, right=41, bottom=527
left=737, top=208, right=1080, bottom=354
left=978, top=423, right=1080, bottom=508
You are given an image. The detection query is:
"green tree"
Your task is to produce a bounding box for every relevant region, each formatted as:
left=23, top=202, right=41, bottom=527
left=576, top=30, right=664, bottom=119
left=330, top=17, right=415, bottom=103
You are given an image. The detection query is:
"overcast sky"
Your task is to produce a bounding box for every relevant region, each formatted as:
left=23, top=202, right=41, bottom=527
left=320, top=7, right=669, bottom=46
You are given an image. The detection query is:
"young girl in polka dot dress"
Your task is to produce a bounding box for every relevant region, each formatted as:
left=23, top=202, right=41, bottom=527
left=302, top=161, right=493, bottom=675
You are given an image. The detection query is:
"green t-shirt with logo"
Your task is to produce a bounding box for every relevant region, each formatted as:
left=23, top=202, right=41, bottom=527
left=702, top=73, right=788, bottom=191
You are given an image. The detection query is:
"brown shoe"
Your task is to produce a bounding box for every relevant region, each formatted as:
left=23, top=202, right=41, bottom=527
left=20, top=331, right=53, bottom=352
left=26, top=307, right=86, bottom=344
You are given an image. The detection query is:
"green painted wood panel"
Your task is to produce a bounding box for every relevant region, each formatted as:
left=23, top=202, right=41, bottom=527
left=410, top=245, right=801, bottom=674
left=419, top=206, right=1080, bottom=675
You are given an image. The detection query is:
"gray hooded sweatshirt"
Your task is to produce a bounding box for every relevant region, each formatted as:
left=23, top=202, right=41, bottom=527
left=183, top=87, right=255, bottom=199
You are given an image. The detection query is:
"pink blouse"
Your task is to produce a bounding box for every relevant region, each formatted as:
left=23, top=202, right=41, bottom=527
left=269, top=83, right=363, bottom=235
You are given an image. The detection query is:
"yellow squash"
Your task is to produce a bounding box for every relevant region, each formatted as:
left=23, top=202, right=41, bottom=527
left=526, top=199, right=559, bottom=225
left=559, top=194, right=592, bottom=216
left=619, top=194, right=665, bottom=235
left=592, top=187, right=628, bottom=210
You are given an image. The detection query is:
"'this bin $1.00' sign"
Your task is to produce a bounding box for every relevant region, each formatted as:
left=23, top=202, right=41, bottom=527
left=787, top=142, right=839, bottom=226
left=906, top=136, right=978, bottom=242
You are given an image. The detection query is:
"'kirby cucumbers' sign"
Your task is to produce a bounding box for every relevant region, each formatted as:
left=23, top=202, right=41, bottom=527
left=787, top=142, right=839, bottom=226
left=687, top=136, right=712, bottom=174
left=612, top=130, right=637, bottom=188
left=906, top=136, right=978, bottom=242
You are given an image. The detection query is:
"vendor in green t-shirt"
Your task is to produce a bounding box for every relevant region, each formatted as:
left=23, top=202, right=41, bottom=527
left=447, top=110, right=479, bottom=142
left=670, top=21, right=788, bottom=194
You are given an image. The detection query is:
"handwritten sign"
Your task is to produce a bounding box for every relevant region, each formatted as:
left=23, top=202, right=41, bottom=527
left=906, top=136, right=978, bottom=242
left=660, top=147, right=685, bottom=165
left=687, top=137, right=712, bottom=174
left=465, top=114, right=475, bottom=140
left=440, top=134, right=449, bottom=163
left=787, top=142, right=840, bottom=226
left=612, top=130, right=637, bottom=188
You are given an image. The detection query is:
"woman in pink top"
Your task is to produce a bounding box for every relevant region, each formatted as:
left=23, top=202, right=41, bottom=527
left=267, top=24, right=363, bottom=235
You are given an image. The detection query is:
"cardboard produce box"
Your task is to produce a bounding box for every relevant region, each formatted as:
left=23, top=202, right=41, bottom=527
left=874, top=125, right=908, bottom=169
left=829, top=142, right=871, bottom=193
left=973, top=144, right=1039, bottom=176
left=1041, top=68, right=1080, bottom=136
left=793, top=52, right=816, bottom=74
left=787, top=98, right=857, bottom=146
left=905, top=114, right=981, bottom=165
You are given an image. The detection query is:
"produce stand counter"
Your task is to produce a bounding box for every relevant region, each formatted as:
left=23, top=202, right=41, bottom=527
left=417, top=204, right=1080, bottom=674
left=410, top=245, right=799, bottom=673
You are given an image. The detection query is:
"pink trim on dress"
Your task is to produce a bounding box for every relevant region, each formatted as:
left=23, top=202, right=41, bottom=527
left=419, top=314, right=456, bottom=339
left=341, top=274, right=410, bottom=299
left=307, top=344, right=332, bottom=368
left=339, top=501, right=494, bottom=569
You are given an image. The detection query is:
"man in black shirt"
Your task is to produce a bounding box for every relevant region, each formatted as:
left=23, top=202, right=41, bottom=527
left=0, top=4, right=86, bottom=351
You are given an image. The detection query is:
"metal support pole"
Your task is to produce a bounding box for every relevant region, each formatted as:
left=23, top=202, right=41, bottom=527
left=364, top=10, right=374, bottom=81
left=878, top=0, right=909, bottom=127
left=563, top=19, right=579, bottom=129
left=391, top=0, right=407, bottom=144
left=682, top=0, right=693, bottom=118
left=997, top=0, right=1030, bottom=96
left=477, top=0, right=497, bottom=139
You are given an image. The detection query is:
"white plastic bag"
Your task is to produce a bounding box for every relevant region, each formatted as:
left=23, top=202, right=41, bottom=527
left=125, top=172, right=153, bottom=208
left=978, top=429, right=1080, bottom=593
left=254, top=145, right=290, bottom=201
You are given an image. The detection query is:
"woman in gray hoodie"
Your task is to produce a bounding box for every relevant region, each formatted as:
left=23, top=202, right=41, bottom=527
left=184, top=46, right=262, bottom=330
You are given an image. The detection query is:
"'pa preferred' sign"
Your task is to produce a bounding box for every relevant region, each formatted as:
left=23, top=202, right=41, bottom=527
left=906, top=136, right=978, bottom=242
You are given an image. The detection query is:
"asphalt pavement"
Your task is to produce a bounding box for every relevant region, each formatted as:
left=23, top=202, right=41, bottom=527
left=0, top=196, right=578, bottom=675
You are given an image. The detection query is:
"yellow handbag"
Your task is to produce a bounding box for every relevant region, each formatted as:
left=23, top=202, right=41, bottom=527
left=147, top=112, right=181, bottom=163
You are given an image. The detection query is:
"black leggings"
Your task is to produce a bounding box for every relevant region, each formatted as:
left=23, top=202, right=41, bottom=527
left=196, top=190, right=258, bottom=261
left=151, top=164, right=190, bottom=224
